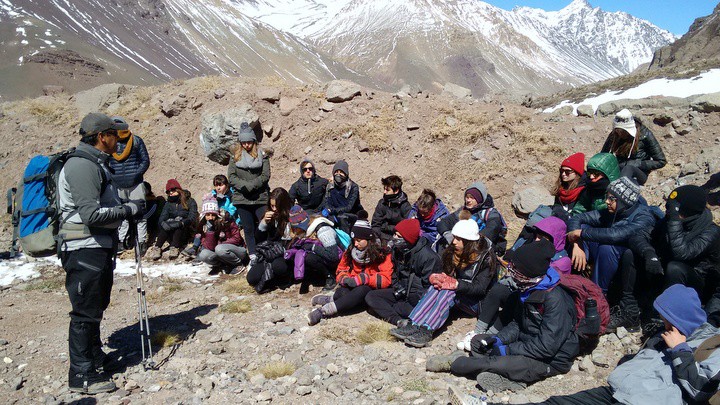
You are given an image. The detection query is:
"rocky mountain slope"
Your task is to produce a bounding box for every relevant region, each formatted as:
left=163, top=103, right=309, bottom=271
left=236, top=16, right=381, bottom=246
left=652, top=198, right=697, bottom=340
left=0, top=0, right=675, bottom=100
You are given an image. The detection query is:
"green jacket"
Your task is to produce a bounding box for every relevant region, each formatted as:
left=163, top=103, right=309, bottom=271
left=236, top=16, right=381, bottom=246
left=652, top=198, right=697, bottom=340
left=227, top=153, right=271, bottom=206
left=572, top=153, right=620, bottom=215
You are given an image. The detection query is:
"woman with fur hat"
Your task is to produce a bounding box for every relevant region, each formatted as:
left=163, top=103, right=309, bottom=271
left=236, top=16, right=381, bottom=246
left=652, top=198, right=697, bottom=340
left=321, top=159, right=363, bottom=233
left=306, top=212, right=393, bottom=326
left=227, top=122, right=270, bottom=260
left=146, top=179, right=198, bottom=260
left=389, top=219, right=497, bottom=348
left=289, top=158, right=328, bottom=214
left=195, top=195, right=246, bottom=275
left=551, top=152, right=585, bottom=215
left=600, top=109, right=666, bottom=185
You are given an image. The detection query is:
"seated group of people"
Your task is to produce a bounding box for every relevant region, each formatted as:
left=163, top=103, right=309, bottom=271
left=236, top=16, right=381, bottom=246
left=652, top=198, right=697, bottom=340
left=132, top=109, right=717, bottom=401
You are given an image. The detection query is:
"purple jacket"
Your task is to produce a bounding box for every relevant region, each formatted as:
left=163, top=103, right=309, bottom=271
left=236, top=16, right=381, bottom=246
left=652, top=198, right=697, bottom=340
left=535, top=217, right=572, bottom=275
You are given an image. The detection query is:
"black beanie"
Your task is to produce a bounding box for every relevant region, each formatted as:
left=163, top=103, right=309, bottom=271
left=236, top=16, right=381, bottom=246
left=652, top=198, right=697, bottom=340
left=510, top=239, right=555, bottom=278
left=670, top=185, right=707, bottom=217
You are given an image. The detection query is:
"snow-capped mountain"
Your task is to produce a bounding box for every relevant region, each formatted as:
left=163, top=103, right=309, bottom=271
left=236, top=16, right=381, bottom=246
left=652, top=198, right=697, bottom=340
left=240, top=0, right=677, bottom=95
left=0, top=0, right=675, bottom=100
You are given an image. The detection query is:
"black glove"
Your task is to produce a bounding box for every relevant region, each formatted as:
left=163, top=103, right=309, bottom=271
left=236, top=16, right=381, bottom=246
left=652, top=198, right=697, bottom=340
left=666, top=198, right=681, bottom=220
left=643, top=250, right=664, bottom=275
left=344, top=277, right=358, bottom=288
left=161, top=219, right=182, bottom=231
left=470, top=334, right=497, bottom=355
left=122, top=199, right=146, bottom=219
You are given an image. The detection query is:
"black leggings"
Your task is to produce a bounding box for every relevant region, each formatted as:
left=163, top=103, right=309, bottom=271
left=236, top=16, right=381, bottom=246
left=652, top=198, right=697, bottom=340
left=155, top=227, right=188, bottom=249
left=246, top=257, right=291, bottom=286
left=477, top=282, right=514, bottom=329
left=540, top=386, right=617, bottom=404
left=304, top=254, right=337, bottom=280
left=365, top=288, right=415, bottom=326
left=451, top=354, right=558, bottom=384
left=333, top=285, right=373, bottom=314
left=235, top=204, right=266, bottom=255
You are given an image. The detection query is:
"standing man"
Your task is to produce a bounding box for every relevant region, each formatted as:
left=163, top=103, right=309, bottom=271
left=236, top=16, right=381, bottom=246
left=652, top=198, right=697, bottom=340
left=58, top=112, right=144, bottom=394
left=109, top=116, right=150, bottom=254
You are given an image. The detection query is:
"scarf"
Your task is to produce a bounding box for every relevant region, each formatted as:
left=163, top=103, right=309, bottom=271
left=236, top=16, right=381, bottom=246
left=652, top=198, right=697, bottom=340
left=421, top=203, right=437, bottom=221
left=112, top=135, right=134, bottom=162
left=351, top=247, right=370, bottom=265
left=558, top=185, right=585, bottom=204
left=451, top=250, right=480, bottom=275
left=235, top=149, right=264, bottom=169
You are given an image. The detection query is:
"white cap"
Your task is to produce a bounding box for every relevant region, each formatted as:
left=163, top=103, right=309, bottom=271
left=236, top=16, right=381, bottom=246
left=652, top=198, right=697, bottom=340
left=451, top=219, right=480, bottom=241
left=613, top=109, right=637, bottom=138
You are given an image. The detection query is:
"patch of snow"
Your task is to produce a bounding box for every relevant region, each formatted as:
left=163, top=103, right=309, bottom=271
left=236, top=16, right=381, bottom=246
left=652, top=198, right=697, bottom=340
left=545, top=69, right=720, bottom=114
left=15, top=27, right=26, bottom=36
left=20, top=39, right=28, bottom=45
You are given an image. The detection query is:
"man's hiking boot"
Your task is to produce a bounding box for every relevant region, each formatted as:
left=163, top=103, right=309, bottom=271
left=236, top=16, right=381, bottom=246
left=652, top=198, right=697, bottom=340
left=426, top=351, right=465, bottom=372
left=181, top=246, right=198, bottom=259
left=448, top=385, right=485, bottom=405
left=322, top=276, right=337, bottom=291
left=607, top=306, right=641, bottom=333
left=68, top=371, right=117, bottom=395
left=311, top=294, right=333, bottom=307
left=404, top=326, right=433, bottom=348
left=389, top=323, right=419, bottom=341
left=306, top=309, right=323, bottom=326
left=146, top=246, right=162, bottom=261
left=167, top=247, right=180, bottom=260
left=475, top=372, right=526, bottom=392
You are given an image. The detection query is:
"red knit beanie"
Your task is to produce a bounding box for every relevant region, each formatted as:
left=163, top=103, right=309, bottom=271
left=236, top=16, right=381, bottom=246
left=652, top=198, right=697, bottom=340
left=561, top=153, right=585, bottom=176
left=395, top=219, right=420, bottom=245
left=165, top=178, right=182, bottom=192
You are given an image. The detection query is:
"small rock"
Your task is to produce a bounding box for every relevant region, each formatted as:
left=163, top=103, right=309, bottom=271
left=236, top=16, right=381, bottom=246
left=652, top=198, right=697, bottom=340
left=296, top=386, right=312, bottom=396
left=471, top=150, right=485, bottom=161
left=572, top=125, right=594, bottom=134
left=256, top=87, right=281, bottom=103
left=676, top=126, right=692, bottom=136
left=327, top=363, right=339, bottom=374
left=256, top=391, right=273, bottom=402
left=0, top=339, right=8, bottom=346
left=214, top=89, right=226, bottom=99
left=327, top=383, right=343, bottom=397
left=402, top=390, right=422, bottom=400
left=615, top=327, right=628, bottom=340
left=406, top=123, right=420, bottom=131
left=341, top=130, right=353, bottom=139
left=591, top=351, right=610, bottom=367
left=653, top=113, right=674, bottom=126
left=250, top=374, right=266, bottom=386
left=13, top=376, right=24, bottom=390
left=279, top=97, right=302, bottom=116
left=267, top=314, right=285, bottom=324
left=579, top=356, right=596, bottom=374
left=146, top=385, right=161, bottom=393
left=208, top=335, right=222, bottom=343
left=3, top=357, right=12, bottom=364
left=325, top=80, right=362, bottom=102
left=124, top=380, right=139, bottom=391
left=311, top=115, right=322, bottom=122
left=358, top=140, right=369, bottom=152
left=221, top=332, right=234, bottom=342
left=320, top=102, right=335, bottom=112
left=576, top=104, right=594, bottom=117
left=446, top=116, right=458, bottom=127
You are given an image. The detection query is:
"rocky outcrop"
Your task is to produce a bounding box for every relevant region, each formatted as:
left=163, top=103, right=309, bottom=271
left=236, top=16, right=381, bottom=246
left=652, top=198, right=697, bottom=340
left=74, top=83, right=133, bottom=117
left=690, top=92, right=720, bottom=113
left=442, top=83, right=472, bottom=99
left=325, top=80, right=361, bottom=103
left=199, top=106, right=260, bottom=165
left=511, top=187, right=554, bottom=215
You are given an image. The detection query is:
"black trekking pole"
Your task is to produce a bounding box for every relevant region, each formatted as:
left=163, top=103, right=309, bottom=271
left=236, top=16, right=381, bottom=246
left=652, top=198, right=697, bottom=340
left=128, top=206, right=156, bottom=370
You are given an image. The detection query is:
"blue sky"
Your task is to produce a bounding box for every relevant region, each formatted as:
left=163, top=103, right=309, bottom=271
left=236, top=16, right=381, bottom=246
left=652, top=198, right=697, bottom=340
left=486, top=0, right=717, bottom=35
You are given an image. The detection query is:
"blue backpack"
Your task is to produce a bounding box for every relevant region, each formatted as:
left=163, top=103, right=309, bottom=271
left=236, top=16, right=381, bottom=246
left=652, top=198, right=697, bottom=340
left=16, top=149, right=103, bottom=257
left=335, top=228, right=352, bottom=250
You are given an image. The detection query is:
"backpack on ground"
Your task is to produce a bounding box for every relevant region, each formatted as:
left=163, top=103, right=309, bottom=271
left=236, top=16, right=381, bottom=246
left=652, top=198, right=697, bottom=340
left=558, top=273, right=610, bottom=336
left=16, top=149, right=104, bottom=257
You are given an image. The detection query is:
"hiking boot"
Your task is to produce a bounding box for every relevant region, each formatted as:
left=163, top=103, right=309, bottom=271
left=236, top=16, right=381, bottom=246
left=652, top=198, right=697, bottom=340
left=181, top=245, right=198, bottom=259
left=68, top=371, right=117, bottom=395
left=448, top=385, right=485, bottom=405
left=322, top=276, right=337, bottom=291
left=208, top=266, right=222, bottom=276
left=167, top=247, right=180, bottom=260
left=307, top=309, right=323, bottom=326
left=642, top=318, right=665, bottom=338
left=311, top=294, right=333, bottom=307
left=426, top=350, right=466, bottom=372
left=475, top=372, right=526, bottom=392
left=404, top=326, right=433, bottom=348
left=146, top=246, right=162, bottom=261
left=396, top=319, right=410, bottom=328
left=607, top=307, right=641, bottom=333
left=191, top=258, right=203, bottom=266
left=389, top=323, right=420, bottom=341
left=457, top=331, right=477, bottom=352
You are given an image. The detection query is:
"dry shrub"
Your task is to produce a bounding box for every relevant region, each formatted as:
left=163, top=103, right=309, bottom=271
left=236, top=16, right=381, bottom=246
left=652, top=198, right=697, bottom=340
left=308, top=108, right=394, bottom=151
left=151, top=331, right=181, bottom=347
left=430, top=111, right=529, bottom=144
left=14, top=97, right=79, bottom=127
left=401, top=378, right=432, bottom=393
left=114, top=86, right=156, bottom=119
left=259, top=361, right=296, bottom=379
left=24, top=277, right=64, bottom=292
left=220, top=299, right=252, bottom=314
left=486, top=125, right=562, bottom=179
left=223, top=278, right=255, bottom=295
left=186, top=75, right=223, bottom=92
left=147, top=280, right=185, bottom=301
left=356, top=321, right=393, bottom=344
left=318, top=324, right=355, bottom=344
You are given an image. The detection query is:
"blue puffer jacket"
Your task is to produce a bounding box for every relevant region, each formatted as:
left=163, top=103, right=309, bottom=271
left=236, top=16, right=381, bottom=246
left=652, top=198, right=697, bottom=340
left=109, top=135, right=150, bottom=189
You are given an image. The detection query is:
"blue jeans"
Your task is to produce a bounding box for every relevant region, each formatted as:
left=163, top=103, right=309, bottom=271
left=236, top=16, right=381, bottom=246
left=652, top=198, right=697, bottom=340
left=583, top=240, right=625, bottom=293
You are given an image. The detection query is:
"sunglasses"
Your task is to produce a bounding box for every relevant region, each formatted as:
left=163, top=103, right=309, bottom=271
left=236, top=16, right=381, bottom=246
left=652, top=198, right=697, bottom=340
left=605, top=194, right=618, bottom=203
left=166, top=188, right=180, bottom=195
left=587, top=170, right=603, bottom=178
left=559, top=168, right=575, bottom=175
left=302, top=166, right=314, bottom=172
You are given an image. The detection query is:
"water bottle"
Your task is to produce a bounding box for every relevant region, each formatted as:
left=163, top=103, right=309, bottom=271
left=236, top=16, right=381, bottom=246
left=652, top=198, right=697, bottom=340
left=583, top=298, right=601, bottom=335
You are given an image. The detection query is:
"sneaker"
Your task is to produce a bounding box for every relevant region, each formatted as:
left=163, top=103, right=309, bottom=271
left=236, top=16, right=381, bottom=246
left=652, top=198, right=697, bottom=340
left=181, top=246, right=198, bottom=259
left=389, top=323, right=420, bottom=341
left=475, top=371, right=526, bottom=392
left=457, top=331, right=477, bottom=352
left=607, top=307, right=641, bottom=333
left=322, top=276, right=337, bottom=291
left=396, top=319, right=410, bottom=328
left=404, top=326, right=433, bottom=348
left=448, top=385, right=485, bottom=405
left=191, top=258, right=203, bottom=266
left=426, top=350, right=466, bottom=372
left=311, top=294, right=333, bottom=307
left=229, top=265, right=247, bottom=275
left=68, top=371, right=117, bottom=395
left=306, top=309, right=323, bottom=326
left=167, top=247, right=180, bottom=260
left=146, top=246, right=162, bottom=261
left=208, top=266, right=222, bottom=276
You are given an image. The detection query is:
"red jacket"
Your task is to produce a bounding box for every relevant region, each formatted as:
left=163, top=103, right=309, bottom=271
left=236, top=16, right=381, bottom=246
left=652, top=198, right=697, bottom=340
left=201, top=222, right=244, bottom=251
left=335, top=252, right=393, bottom=289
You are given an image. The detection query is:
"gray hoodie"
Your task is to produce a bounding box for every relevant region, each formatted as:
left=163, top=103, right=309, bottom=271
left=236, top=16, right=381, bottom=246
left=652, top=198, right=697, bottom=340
left=58, top=142, right=127, bottom=250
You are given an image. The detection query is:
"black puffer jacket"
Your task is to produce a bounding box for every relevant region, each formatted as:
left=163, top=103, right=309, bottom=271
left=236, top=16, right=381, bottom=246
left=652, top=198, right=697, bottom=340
left=497, top=286, right=579, bottom=373
left=454, top=247, right=497, bottom=301
left=391, top=237, right=442, bottom=304
left=289, top=171, right=328, bottom=214
left=372, top=192, right=412, bottom=243
left=157, top=191, right=198, bottom=229
left=601, top=122, right=667, bottom=175
left=567, top=202, right=656, bottom=247
left=109, top=135, right=150, bottom=189
left=632, top=209, right=720, bottom=277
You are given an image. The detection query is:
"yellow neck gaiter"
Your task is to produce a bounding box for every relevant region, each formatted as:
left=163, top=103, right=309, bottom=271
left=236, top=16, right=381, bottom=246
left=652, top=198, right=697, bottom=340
left=112, top=132, right=133, bottom=161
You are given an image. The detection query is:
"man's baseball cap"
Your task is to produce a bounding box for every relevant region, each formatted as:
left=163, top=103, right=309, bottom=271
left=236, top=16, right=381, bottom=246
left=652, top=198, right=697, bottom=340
left=80, top=112, right=118, bottom=136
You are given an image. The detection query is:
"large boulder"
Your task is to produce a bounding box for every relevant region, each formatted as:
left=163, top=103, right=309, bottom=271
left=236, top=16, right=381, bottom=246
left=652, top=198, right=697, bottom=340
left=161, top=95, right=188, bottom=117
left=256, top=87, right=281, bottom=103
left=442, top=82, right=472, bottom=99
left=690, top=92, right=720, bottom=113
left=74, top=83, right=132, bottom=117
left=279, top=96, right=302, bottom=116
left=512, top=187, right=554, bottom=216
left=199, top=105, right=260, bottom=165
left=325, top=80, right=361, bottom=103
left=596, top=97, right=688, bottom=116
left=576, top=104, right=594, bottom=117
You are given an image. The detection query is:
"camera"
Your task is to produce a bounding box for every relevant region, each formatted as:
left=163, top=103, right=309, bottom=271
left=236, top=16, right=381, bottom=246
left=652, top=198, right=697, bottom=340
left=393, top=287, right=407, bottom=300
